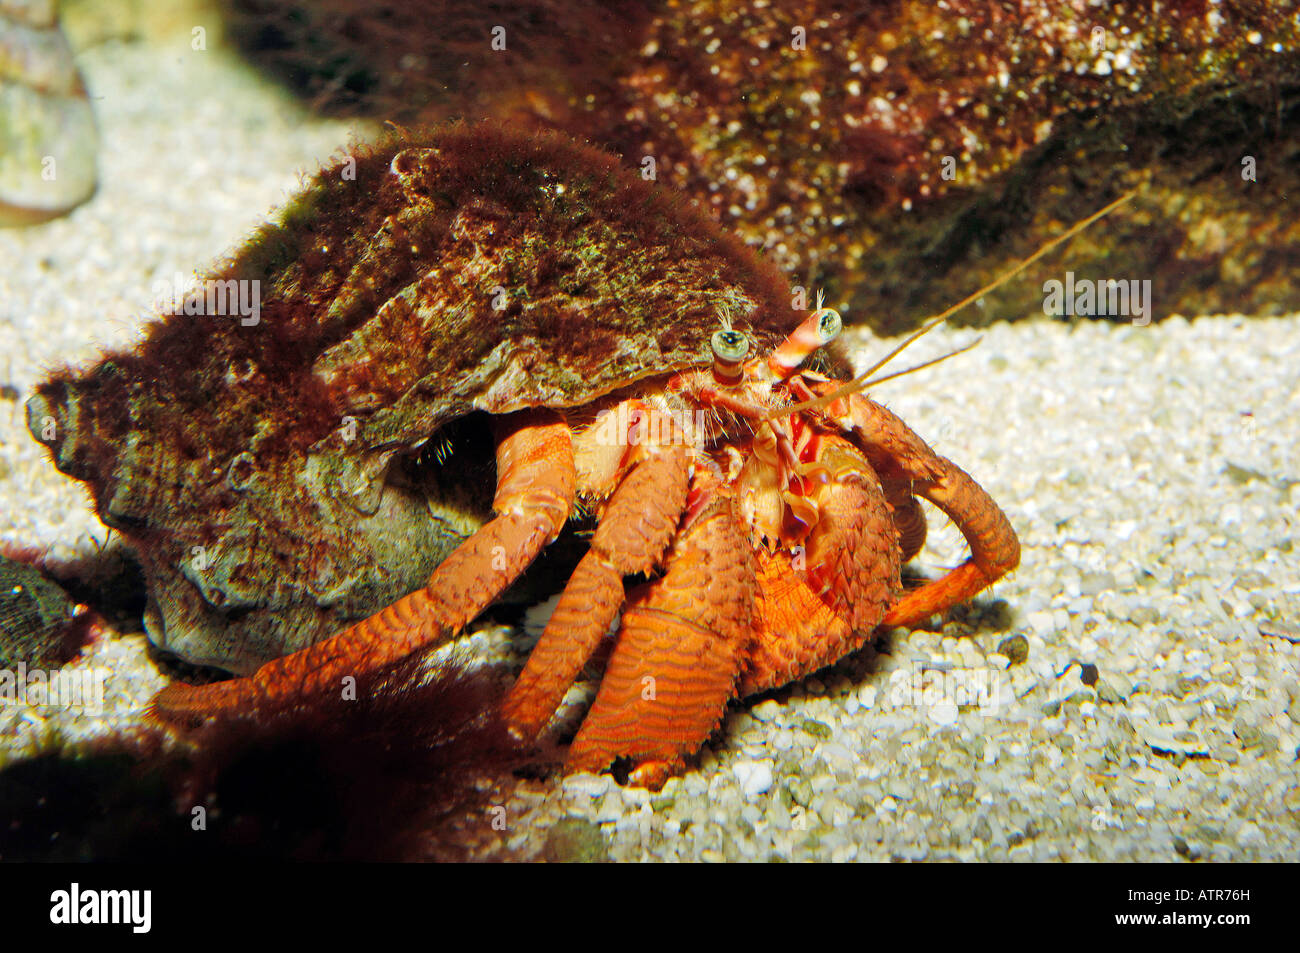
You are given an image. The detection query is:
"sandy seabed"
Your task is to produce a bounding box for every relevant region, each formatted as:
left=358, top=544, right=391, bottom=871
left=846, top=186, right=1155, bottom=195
left=1, top=39, right=1297, bottom=862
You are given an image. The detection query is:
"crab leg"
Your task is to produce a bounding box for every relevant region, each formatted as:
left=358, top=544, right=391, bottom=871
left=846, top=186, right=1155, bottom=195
left=566, top=484, right=755, bottom=790
left=149, top=409, right=575, bottom=724
left=884, top=487, right=928, bottom=564
left=738, top=550, right=855, bottom=697
left=738, top=438, right=901, bottom=695
left=501, top=415, right=692, bottom=739
left=833, top=394, right=1020, bottom=628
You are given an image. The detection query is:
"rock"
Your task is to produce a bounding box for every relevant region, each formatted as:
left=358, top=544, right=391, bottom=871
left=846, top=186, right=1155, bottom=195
left=594, top=792, right=623, bottom=824
left=541, top=817, right=609, bottom=863
left=817, top=743, right=859, bottom=773
left=223, top=0, right=1300, bottom=329
left=1223, top=462, right=1270, bottom=486
left=785, top=778, right=813, bottom=810
left=1137, top=720, right=1211, bottom=756
left=929, top=700, right=959, bottom=726
left=1080, top=572, right=1115, bottom=597
left=1259, top=619, right=1300, bottom=644
left=732, top=760, right=774, bottom=799
left=799, top=718, right=833, bottom=740
left=1235, top=822, right=1264, bottom=849
left=1096, top=681, right=1127, bottom=706
left=1130, top=606, right=1162, bottom=626
left=1234, top=720, right=1263, bottom=749
left=561, top=773, right=610, bottom=800
left=997, top=635, right=1030, bottom=666
left=750, top=699, right=783, bottom=723
left=1027, top=611, right=1056, bottom=637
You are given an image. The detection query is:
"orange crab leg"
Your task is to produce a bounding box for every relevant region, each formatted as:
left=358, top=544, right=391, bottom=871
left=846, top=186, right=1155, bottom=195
left=880, top=461, right=1019, bottom=627
left=502, top=427, right=692, bottom=739
left=738, top=550, right=855, bottom=696
left=831, top=393, right=1020, bottom=628
left=566, top=485, right=755, bottom=790
left=880, top=486, right=927, bottom=563
left=149, top=409, right=576, bottom=724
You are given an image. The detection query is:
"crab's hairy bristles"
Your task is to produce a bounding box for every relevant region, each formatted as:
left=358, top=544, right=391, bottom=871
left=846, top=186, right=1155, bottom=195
left=771, top=191, right=1134, bottom=417
left=768, top=306, right=843, bottom=380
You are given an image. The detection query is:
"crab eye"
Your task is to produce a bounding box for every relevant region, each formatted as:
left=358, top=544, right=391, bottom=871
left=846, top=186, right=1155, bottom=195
left=711, top=329, right=750, bottom=362
left=710, top=329, right=750, bottom=385
left=814, top=308, right=842, bottom=344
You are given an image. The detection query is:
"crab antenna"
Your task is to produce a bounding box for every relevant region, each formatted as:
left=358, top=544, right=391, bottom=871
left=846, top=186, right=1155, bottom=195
left=850, top=337, right=982, bottom=390
left=771, top=191, right=1134, bottom=417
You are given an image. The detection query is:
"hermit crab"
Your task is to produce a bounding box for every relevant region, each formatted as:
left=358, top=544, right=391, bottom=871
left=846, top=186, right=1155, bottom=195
left=29, top=124, right=1114, bottom=788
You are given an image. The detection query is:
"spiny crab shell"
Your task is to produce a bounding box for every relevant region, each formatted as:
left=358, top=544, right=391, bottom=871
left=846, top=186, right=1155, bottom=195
left=27, top=122, right=842, bottom=675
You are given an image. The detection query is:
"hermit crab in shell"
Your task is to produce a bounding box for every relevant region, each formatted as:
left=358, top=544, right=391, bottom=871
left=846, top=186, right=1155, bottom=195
left=29, top=123, right=1118, bottom=788
left=146, top=287, right=1021, bottom=790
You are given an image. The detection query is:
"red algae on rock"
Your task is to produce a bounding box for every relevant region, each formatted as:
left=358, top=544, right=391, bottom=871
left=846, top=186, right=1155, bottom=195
left=222, top=0, right=1300, bottom=329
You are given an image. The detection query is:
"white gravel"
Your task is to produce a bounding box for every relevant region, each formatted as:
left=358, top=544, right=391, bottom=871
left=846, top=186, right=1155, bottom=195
left=2, top=34, right=1298, bottom=862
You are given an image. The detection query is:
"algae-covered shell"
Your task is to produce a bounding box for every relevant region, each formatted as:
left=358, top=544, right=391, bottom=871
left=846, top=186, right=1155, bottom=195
left=27, top=123, right=810, bottom=673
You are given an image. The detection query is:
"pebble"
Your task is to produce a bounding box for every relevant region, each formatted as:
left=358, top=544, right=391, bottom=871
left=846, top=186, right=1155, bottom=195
left=1097, top=681, right=1126, bottom=705
left=1027, top=611, right=1056, bottom=637
left=818, top=742, right=859, bottom=773
left=1236, top=822, right=1264, bottom=848
left=929, top=700, right=959, bottom=726
left=998, top=635, right=1030, bottom=665
left=751, top=699, right=783, bottom=723
left=594, top=793, right=623, bottom=824
left=1234, top=721, right=1263, bottom=749
left=732, top=760, right=774, bottom=799
left=563, top=773, right=611, bottom=799
left=800, top=718, right=833, bottom=740
left=1259, top=619, right=1300, bottom=644
left=1130, top=606, right=1162, bottom=626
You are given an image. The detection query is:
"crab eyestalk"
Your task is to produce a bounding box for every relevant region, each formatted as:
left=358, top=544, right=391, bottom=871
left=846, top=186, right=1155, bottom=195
left=710, top=329, right=751, bottom=386
left=768, top=306, right=842, bottom=380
